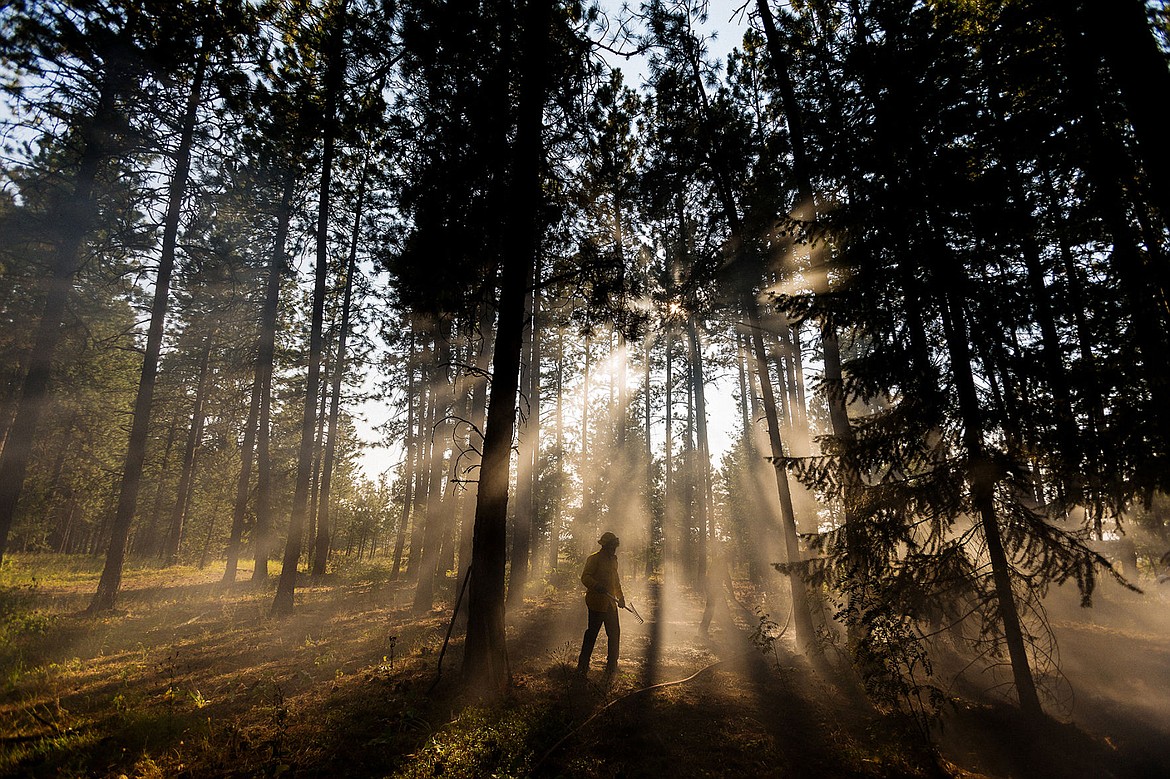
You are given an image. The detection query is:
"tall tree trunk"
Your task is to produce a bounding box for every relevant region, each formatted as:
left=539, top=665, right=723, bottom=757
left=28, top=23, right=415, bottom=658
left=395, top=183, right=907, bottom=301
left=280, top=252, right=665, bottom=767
left=253, top=172, right=296, bottom=583
left=938, top=285, right=1043, bottom=717
left=673, top=11, right=816, bottom=646
left=736, top=332, right=752, bottom=444
left=683, top=328, right=695, bottom=578
left=313, top=164, right=366, bottom=576
left=406, top=371, right=432, bottom=579
left=463, top=0, right=549, bottom=695
left=0, top=74, right=118, bottom=564
left=413, top=325, right=454, bottom=613
left=644, top=332, right=655, bottom=578
left=526, top=258, right=541, bottom=571
left=224, top=373, right=261, bottom=583
left=664, top=320, right=675, bottom=578
left=272, top=0, right=348, bottom=616
left=307, top=352, right=332, bottom=561
left=688, top=317, right=712, bottom=586
left=508, top=271, right=538, bottom=605
left=757, top=0, right=865, bottom=643
left=90, top=53, right=206, bottom=607
left=163, top=333, right=215, bottom=565
left=746, top=296, right=817, bottom=652
left=778, top=319, right=809, bottom=453
left=579, top=334, right=591, bottom=549
left=460, top=306, right=494, bottom=577
left=547, top=325, right=565, bottom=573
left=391, top=329, right=416, bottom=580
left=140, top=412, right=180, bottom=558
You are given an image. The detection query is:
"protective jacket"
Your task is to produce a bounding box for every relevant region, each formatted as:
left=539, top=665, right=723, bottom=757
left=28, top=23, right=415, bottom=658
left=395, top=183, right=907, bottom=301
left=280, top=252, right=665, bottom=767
left=581, top=549, right=624, bottom=612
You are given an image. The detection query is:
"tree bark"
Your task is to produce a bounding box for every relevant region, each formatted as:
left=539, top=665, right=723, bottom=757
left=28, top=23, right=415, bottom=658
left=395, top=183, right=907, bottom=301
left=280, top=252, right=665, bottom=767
left=688, top=317, right=713, bottom=585
left=306, top=350, right=332, bottom=560
left=406, top=364, right=432, bottom=579
left=746, top=295, right=818, bottom=652
left=162, top=333, right=214, bottom=565
left=548, top=325, right=565, bottom=573
left=253, top=171, right=296, bottom=584
left=938, top=286, right=1043, bottom=717
left=0, top=73, right=118, bottom=564
left=391, top=329, right=416, bottom=579
left=272, top=0, right=348, bottom=616
left=90, top=53, right=206, bottom=607
left=140, top=412, right=180, bottom=558
left=462, top=0, right=550, bottom=696
left=224, top=373, right=260, bottom=584
left=413, top=323, right=454, bottom=612
left=507, top=266, right=539, bottom=605
left=459, top=305, right=494, bottom=576
left=312, top=169, right=365, bottom=576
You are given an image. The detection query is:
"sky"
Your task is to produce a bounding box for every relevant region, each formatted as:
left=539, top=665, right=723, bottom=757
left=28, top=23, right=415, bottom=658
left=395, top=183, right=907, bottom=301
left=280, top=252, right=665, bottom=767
left=604, top=0, right=749, bottom=87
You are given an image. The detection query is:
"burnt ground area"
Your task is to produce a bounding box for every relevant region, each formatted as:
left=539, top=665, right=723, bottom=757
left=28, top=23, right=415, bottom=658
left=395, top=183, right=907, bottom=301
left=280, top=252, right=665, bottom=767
left=2, top=557, right=1168, bottom=778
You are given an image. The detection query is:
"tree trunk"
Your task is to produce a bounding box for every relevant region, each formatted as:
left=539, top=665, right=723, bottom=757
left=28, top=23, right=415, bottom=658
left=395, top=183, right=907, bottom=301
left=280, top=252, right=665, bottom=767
left=463, top=0, right=550, bottom=696
left=527, top=265, right=541, bottom=570
left=391, top=329, right=416, bottom=579
left=312, top=168, right=365, bottom=577
left=406, top=370, right=433, bottom=580
left=459, top=307, right=494, bottom=576
left=938, top=286, right=1043, bottom=717
left=507, top=269, right=538, bottom=605
left=413, top=324, right=454, bottom=613
left=140, top=412, right=180, bottom=558
left=163, top=333, right=215, bottom=565
left=688, top=317, right=712, bottom=586
left=224, top=375, right=261, bottom=584
left=272, top=0, right=348, bottom=616
left=644, top=332, right=656, bottom=578
left=253, top=171, right=296, bottom=583
left=90, top=54, right=206, bottom=607
left=0, top=74, right=117, bottom=564
left=548, top=325, right=565, bottom=573
left=579, top=334, right=591, bottom=550
left=757, top=0, right=865, bottom=641
left=307, top=350, right=332, bottom=561
left=746, top=295, right=817, bottom=653
left=664, top=319, right=675, bottom=577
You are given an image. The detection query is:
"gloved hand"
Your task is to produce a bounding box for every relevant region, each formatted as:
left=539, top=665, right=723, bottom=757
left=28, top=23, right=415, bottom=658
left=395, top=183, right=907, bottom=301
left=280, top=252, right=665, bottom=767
left=618, top=597, right=626, bottom=609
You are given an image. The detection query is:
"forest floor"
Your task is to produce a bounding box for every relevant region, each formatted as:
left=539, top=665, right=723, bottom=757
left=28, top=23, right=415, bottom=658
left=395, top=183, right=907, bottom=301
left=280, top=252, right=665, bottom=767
left=1, top=553, right=1168, bottom=778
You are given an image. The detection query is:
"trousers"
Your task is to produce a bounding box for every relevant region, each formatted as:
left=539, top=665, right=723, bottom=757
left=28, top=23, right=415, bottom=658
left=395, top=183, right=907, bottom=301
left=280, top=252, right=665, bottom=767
left=576, top=607, right=620, bottom=674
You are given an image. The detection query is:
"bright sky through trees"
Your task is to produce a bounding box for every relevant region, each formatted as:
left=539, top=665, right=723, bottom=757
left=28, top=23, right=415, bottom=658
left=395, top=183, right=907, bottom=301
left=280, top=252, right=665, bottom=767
left=352, top=1, right=751, bottom=481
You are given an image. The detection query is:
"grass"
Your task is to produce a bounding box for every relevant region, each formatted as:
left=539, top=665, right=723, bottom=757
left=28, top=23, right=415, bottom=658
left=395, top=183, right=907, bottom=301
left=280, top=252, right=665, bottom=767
left=0, top=552, right=1167, bottom=778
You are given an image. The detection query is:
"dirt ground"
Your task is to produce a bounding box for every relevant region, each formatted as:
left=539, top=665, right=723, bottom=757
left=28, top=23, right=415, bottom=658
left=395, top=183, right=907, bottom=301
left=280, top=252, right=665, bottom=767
left=1, top=555, right=1168, bottom=778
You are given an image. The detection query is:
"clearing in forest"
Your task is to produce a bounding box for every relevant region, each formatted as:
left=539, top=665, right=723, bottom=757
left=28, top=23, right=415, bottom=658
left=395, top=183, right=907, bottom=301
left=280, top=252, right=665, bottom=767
left=1, top=555, right=1168, bottom=778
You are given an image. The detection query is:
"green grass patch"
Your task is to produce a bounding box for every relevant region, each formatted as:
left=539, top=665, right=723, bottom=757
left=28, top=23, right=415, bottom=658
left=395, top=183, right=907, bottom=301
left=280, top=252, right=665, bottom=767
left=390, top=704, right=566, bottom=779
left=0, top=580, right=55, bottom=645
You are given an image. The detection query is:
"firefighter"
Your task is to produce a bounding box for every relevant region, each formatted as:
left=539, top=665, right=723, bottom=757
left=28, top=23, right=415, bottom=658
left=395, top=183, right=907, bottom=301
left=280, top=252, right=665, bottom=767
left=576, top=531, right=625, bottom=681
